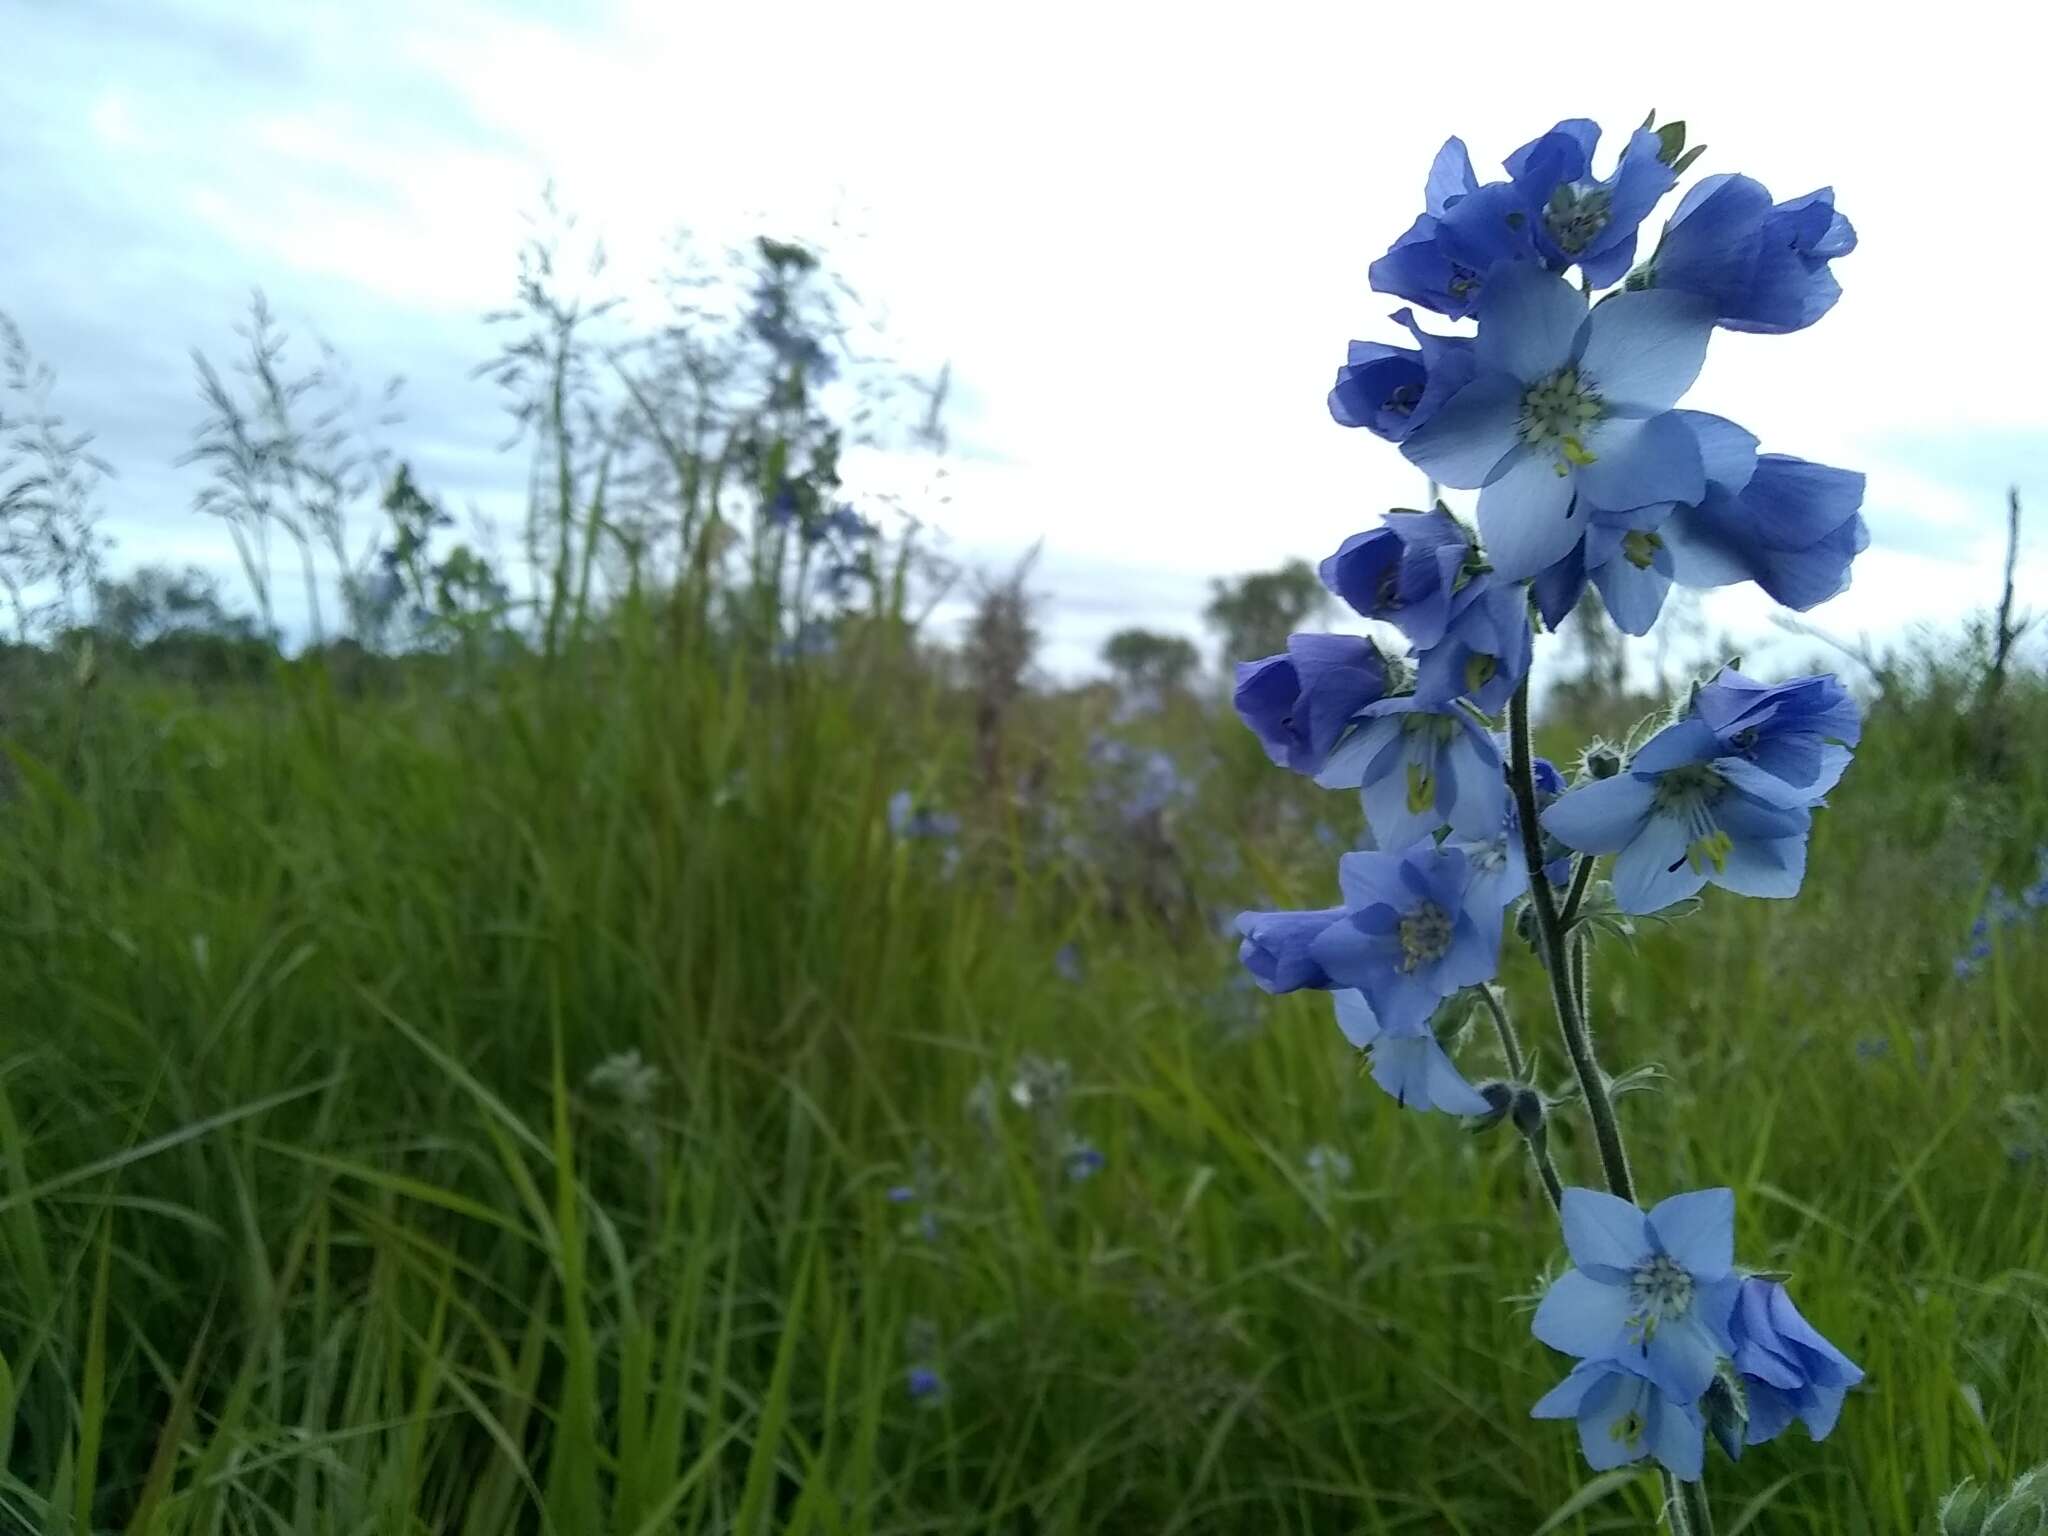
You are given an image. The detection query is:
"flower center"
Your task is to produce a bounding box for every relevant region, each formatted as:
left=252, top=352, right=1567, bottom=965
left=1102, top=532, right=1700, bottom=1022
left=1397, top=901, right=1454, bottom=971
left=1622, top=530, right=1664, bottom=571
left=1519, top=367, right=1603, bottom=475
left=1628, top=1254, right=1695, bottom=1339
left=1399, top=712, right=1456, bottom=813
left=1546, top=185, right=1613, bottom=255
left=1651, top=763, right=1733, bottom=874
left=1385, top=380, right=1423, bottom=418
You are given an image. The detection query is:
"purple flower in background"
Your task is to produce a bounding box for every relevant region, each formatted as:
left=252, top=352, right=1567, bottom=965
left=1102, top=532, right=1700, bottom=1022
left=1531, top=1356, right=1705, bottom=1481
left=1054, top=943, right=1085, bottom=984
left=1329, top=309, right=1477, bottom=441
left=1642, top=173, right=1856, bottom=334
left=1234, top=634, right=1392, bottom=777
left=1064, top=1139, right=1105, bottom=1182
left=889, top=790, right=962, bottom=842
left=906, top=1366, right=945, bottom=1401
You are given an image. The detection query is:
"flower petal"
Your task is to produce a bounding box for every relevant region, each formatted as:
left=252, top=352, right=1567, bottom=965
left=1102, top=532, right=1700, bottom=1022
left=1476, top=450, right=1582, bottom=580
left=1560, top=1186, right=1652, bottom=1274
left=1575, top=289, right=1716, bottom=415
left=1401, top=372, right=1525, bottom=489
left=1576, top=412, right=1706, bottom=512
left=1476, top=263, right=1587, bottom=383
left=1648, top=1393, right=1706, bottom=1481
left=1611, top=813, right=1707, bottom=914
left=1332, top=988, right=1381, bottom=1050
left=1533, top=1269, right=1637, bottom=1359
left=1541, top=774, right=1656, bottom=855
left=1647, top=1187, right=1735, bottom=1278
left=1530, top=1359, right=1608, bottom=1420
left=1713, top=832, right=1808, bottom=899
left=1641, top=1309, right=1725, bottom=1403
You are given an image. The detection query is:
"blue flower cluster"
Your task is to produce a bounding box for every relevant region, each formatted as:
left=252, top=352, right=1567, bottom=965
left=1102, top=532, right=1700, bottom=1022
left=1954, top=847, right=2048, bottom=978
left=1226, top=115, right=1875, bottom=1489
left=1531, top=1187, right=1862, bottom=1479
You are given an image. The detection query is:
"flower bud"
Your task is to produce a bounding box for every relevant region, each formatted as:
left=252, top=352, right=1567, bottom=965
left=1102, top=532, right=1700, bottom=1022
left=1468, top=1079, right=1515, bottom=1132
left=1584, top=743, right=1623, bottom=780
left=1510, top=1086, right=1547, bottom=1140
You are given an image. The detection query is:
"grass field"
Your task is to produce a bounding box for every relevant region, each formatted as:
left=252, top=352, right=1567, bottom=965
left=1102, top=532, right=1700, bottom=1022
left=0, top=608, right=2044, bottom=1534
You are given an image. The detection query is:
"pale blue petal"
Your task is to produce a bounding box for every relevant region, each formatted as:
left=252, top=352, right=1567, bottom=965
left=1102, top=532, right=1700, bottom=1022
left=1715, top=756, right=1825, bottom=809
left=1630, top=717, right=1721, bottom=774
left=1369, top=1035, right=1490, bottom=1114
left=1800, top=1384, right=1849, bottom=1441
left=1642, top=1310, right=1724, bottom=1403
left=1714, top=833, right=1808, bottom=898
left=1315, top=714, right=1399, bottom=790
left=1532, top=1269, right=1636, bottom=1358
left=1401, top=373, right=1526, bottom=489
left=1673, top=410, right=1760, bottom=492
left=1578, top=1372, right=1650, bottom=1470
left=1337, top=849, right=1417, bottom=911
left=1612, top=814, right=1706, bottom=914
left=1477, top=451, right=1582, bottom=580
left=1541, top=775, right=1656, bottom=855
left=1647, top=1187, right=1734, bottom=1278
left=1576, top=412, right=1705, bottom=512
left=1332, top=988, right=1381, bottom=1050
left=1560, top=1187, right=1652, bottom=1273
left=1575, top=290, right=1715, bottom=415
left=1530, top=1359, right=1607, bottom=1419
left=1477, top=264, right=1587, bottom=382
left=1649, top=1395, right=1705, bottom=1481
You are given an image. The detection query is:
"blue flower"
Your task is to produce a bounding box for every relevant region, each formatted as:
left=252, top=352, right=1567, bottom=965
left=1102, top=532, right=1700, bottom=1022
left=906, top=1366, right=945, bottom=1401
left=821, top=503, right=878, bottom=542
left=1657, top=414, right=1869, bottom=613
left=1054, top=942, right=1085, bottom=984
left=1402, top=264, right=1715, bottom=579
left=1532, top=1186, right=1741, bottom=1404
left=1367, top=138, right=1504, bottom=319
left=1306, top=844, right=1502, bottom=1032
left=1531, top=1357, right=1705, bottom=1481
left=1233, top=633, right=1392, bottom=777
left=1235, top=906, right=1344, bottom=994
left=1320, top=507, right=1476, bottom=651
left=889, top=790, right=961, bottom=841
left=1643, top=174, right=1856, bottom=334
left=1332, top=988, right=1491, bottom=1115
left=887, top=1184, right=916, bottom=1203
left=1447, top=119, right=1679, bottom=288
left=1410, top=574, right=1533, bottom=714
left=1448, top=756, right=1570, bottom=908
left=1540, top=673, right=1858, bottom=913
left=1315, top=696, right=1507, bottom=850
left=1531, top=499, right=1683, bottom=637
left=1064, top=1139, right=1105, bottom=1181
left=1724, top=1277, right=1863, bottom=1449
left=1329, top=309, right=1477, bottom=441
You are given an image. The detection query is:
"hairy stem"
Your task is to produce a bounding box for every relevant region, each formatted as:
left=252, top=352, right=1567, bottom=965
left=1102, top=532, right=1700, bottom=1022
left=1681, top=1480, right=1715, bottom=1535
left=1506, top=676, right=1633, bottom=1202
left=1475, top=985, right=1525, bottom=1078
left=1560, top=850, right=1598, bottom=929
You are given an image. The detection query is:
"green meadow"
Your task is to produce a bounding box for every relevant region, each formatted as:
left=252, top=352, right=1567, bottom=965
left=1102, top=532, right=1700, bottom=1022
left=0, top=593, right=2043, bottom=1534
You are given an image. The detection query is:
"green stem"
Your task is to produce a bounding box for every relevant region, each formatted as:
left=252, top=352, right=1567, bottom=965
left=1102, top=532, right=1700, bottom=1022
left=1475, top=985, right=1525, bottom=1079
left=1560, top=850, right=1597, bottom=929
left=1680, top=1480, right=1715, bottom=1535
left=1505, top=677, right=1633, bottom=1202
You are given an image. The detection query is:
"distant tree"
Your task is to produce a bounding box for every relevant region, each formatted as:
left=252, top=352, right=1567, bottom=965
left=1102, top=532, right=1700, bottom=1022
left=92, top=564, right=258, bottom=647
left=1101, top=628, right=1200, bottom=695
left=1203, top=559, right=1327, bottom=668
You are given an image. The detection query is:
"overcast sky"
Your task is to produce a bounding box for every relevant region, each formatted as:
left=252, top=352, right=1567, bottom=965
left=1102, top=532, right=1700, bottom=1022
left=7, top=0, right=2044, bottom=675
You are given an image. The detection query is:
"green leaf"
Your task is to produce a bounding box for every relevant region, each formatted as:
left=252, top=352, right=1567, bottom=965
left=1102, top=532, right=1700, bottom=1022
left=1674, top=144, right=1709, bottom=176
left=1656, top=121, right=1688, bottom=165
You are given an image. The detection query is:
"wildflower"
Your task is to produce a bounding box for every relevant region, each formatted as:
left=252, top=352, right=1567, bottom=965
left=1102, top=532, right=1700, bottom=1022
left=1304, top=1143, right=1354, bottom=1184
left=1007, top=1054, right=1071, bottom=1114
left=1401, top=263, right=1716, bottom=580
left=820, top=503, right=878, bottom=542
left=1540, top=672, right=1858, bottom=914
left=1328, top=309, right=1477, bottom=442
left=1409, top=573, right=1533, bottom=714
left=1054, top=943, right=1085, bottom=984
left=906, top=1366, right=945, bottom=1401
left=1320, top=506, right=1475, bottom=651
left=1639, top=174, right=1856, bottom=334
left=1235, top=907, right=1344, bottom=994
left=1315, top=695, right=1507, bottom=851
left=1656, top=415, right=1869, bottom=614
left=1531, top=1186, right=1741, bottom=1403
left=1531, top=1356, right=1705, bottom=1481
left=1530, top=500, right=1684, bottom=637
left=1233, top=633, right=1392, bottom=777
left=1726, top=1277, right=1863, bottom=1448
left=1367, top=137, right=1501, bottom=319
left=1333, top=988, right=1491, bottom=1115
left=887, top=1185, right=916, bottom=1203
left=1448, top=760, right=1569, bottom=911
left=1307, top=844, right=1503, bottom=1032
left=888, top=789, right=961, bottom=841
left=1064, top=1139, right=1105, bottom=1182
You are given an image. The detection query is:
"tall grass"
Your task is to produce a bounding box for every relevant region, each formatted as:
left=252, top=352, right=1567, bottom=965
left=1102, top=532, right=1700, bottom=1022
left=0, top=602, right=2042, bottom=1534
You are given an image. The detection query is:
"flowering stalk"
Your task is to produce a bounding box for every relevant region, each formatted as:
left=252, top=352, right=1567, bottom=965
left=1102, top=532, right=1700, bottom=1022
left=1507, top=678, right=1634, bottom=1202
